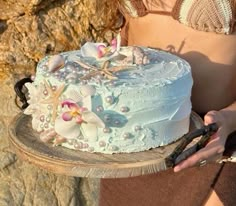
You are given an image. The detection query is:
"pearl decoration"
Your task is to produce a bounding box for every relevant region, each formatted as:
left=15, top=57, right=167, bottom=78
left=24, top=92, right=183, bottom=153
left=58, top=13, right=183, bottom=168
left=67, top=139, right=75, bottom=145
left=45, top=72, right=50, bottom=77
left=74, top=142, right=83, bottom=149
left=51, top=86, right=57, bottom=91
left=44, top=123, right=49, bottom=129
left=72, top=69, right=77, bottom=74
left=40, top=115, right=45, bottom=122
left=103, top=127, right=111, bottom=133
left=134, top=125, right=142, bottom=131
left=83, top=143, right=89, bottom=148
left=67, top=77, right=76, bottom=84
left=88, top=147, right=94, bottom=152
left=104, top=114, right=112, bottom=122
left=96, top=74, right=103, bottom=80
left=43, top=90, right=48, bottom=95
left=47, top=105, right=52, bottom=110
left=120, top=106, right=129, bottom=113
left=59, top=77, right=65, bottom=82
left=64, top=63, right=76, bottom=72
left=114, top=120, right=121, bottom=126
left=108, top=81, right=115, bottom=87
left=42, top=65, right=48, bottom=70
left=105, top=96, right=114, bottom=104
left=96, top=105, right=104, bottom=112
left=99, top=141, right=106, bottom=147
left=123, top=132, right=130, bottom=139
left=109, top=145, right=119, bottom=151
left=30, top=75, right=35, bottom=81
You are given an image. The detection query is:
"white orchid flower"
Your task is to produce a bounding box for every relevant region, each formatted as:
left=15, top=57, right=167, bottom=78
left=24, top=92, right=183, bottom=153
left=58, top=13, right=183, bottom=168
left=54, top=99, right=105, bottom=141
left=24, top=82, right=49, bottom=132
left=81, top=32, right=121, bottom=59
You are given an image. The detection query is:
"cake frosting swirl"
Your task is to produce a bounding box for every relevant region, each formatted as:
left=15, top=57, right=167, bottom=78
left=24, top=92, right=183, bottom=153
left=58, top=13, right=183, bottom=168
left=24, top=38, right=193, bottom=154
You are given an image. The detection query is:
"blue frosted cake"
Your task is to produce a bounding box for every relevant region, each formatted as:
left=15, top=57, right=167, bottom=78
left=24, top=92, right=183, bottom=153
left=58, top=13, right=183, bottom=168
left=24, top=36, right=193, bottom=154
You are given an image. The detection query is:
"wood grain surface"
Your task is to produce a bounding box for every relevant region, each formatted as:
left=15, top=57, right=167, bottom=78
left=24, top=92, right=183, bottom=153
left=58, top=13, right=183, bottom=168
left=8, top=112, right=203, bottom=178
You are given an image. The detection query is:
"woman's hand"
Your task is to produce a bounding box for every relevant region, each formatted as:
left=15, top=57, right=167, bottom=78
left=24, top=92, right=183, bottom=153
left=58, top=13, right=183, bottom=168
left=174, top=110, right=231, bottom=172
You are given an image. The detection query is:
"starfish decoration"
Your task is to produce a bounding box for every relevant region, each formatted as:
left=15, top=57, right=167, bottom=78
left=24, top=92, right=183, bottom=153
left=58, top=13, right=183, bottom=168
left=41, top=80, right=65, bottom=123
left=75, top=59, right=134, bottom=80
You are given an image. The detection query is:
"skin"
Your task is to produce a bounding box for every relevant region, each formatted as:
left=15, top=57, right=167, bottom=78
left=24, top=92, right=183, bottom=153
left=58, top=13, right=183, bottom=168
left=122, top=0, right=236, bottom=172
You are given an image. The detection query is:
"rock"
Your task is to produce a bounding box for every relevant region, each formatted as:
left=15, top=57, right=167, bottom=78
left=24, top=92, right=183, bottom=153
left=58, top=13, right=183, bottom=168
left=0, top=161, right=82, bottom=206
left=0, top=151, right=16, bottom=169
left=0, top=0, right=113, bottom=67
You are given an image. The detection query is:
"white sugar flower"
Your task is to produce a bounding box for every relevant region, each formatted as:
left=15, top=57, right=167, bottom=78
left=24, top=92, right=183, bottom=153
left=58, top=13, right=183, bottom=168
left=54, top=99, right=105, bottom=141
left=24, top=82, right=49, bottom=132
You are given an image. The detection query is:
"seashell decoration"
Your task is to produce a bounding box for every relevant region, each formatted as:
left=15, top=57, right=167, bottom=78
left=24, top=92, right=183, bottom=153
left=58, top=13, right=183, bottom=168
left=133, top=47, right=150, bottom=65
left=81, top=42, right=107, bottom=58
left=66, top=89, right=83, bottom=102
left=48, top=55, right=65, bottom=73
left=80, top=85, right=96, bottom=97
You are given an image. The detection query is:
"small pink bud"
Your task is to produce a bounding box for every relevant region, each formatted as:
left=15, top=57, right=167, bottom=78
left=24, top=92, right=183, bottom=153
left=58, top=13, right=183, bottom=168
left=97, top=45, right=106, bottom=58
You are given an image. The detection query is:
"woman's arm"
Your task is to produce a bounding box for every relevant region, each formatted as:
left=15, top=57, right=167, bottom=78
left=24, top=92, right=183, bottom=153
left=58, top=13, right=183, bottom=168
left=174, top=101, right=236, bottom=172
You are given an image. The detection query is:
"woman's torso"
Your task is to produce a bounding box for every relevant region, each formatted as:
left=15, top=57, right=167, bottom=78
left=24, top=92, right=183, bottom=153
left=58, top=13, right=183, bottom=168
left=122, top=0, right=236, bottom=114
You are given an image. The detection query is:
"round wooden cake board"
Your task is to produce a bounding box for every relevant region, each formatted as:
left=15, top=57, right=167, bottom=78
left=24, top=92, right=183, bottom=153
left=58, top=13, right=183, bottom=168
left=8, top=112, right=203, bottom=178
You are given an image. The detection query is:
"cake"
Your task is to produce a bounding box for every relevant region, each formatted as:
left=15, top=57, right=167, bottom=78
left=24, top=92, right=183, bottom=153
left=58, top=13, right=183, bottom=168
left=23, top=35, right=193, bottom=154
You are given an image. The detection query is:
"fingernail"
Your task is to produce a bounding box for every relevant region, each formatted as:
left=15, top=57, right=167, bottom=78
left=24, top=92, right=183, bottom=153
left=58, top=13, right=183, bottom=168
left=174, top=166, right=181, bottom=172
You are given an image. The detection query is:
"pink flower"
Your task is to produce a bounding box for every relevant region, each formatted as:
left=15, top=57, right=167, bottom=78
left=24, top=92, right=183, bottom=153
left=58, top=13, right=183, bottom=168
left=54, top=100, right=105, bottom=141
left=61, top=100, right=87, bottom=124
left=80, top=32, right=121, bottom=59
left=110, top=38, right=117, bottom=52
left=97, top=45, right=107, bottom=58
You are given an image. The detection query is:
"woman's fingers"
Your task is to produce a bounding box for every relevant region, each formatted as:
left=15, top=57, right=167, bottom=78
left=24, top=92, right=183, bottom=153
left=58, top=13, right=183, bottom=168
left=173, top=110, right=232, bottom=172
left=174, top=111, right=227, bottom=172
left=173, top=141, right=224, bottom=172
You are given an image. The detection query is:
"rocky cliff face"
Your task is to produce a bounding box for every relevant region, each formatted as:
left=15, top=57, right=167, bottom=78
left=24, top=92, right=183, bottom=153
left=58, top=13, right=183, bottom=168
left=0, top=0, right=113, bottom=205
left=0, top=0, right=112, bottom=71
